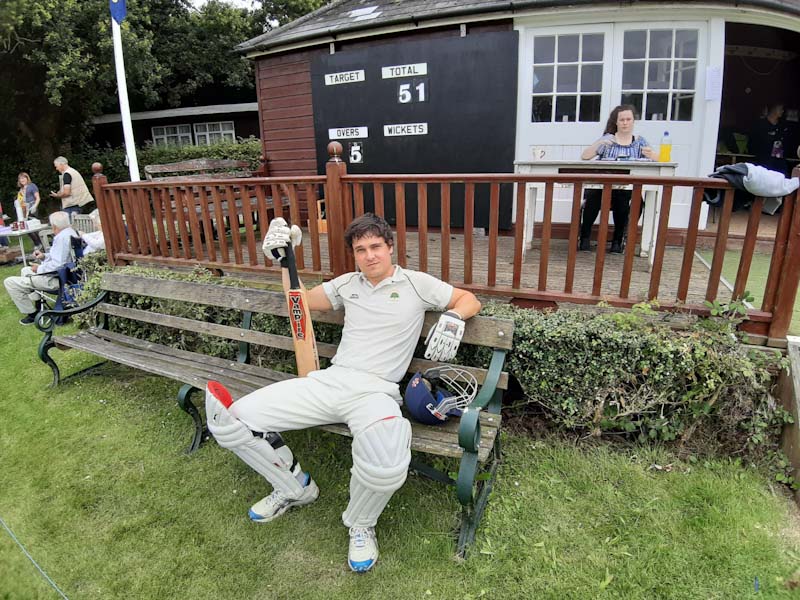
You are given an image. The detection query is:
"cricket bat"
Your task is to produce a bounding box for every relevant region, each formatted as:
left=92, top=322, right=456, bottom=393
left=283, top=241, right=320, bottom=376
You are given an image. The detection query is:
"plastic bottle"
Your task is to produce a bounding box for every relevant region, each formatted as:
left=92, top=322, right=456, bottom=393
left=658, top=131, right=672, bottom=162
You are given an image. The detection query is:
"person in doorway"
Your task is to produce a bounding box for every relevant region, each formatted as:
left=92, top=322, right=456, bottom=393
left=49, top=157, right=94, bottom=220
left=749, top=102, right=791, bottom=176
left=579, top=105, right=656, bottom=253
left=3, top=211, right=77, bottom=324
left=205, top=213, right=481, bottom=573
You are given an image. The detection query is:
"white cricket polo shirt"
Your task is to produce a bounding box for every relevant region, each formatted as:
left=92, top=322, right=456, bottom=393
left=322, top=266, right=453, bottom=382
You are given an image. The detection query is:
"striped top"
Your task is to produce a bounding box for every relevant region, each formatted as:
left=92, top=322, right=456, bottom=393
left=595, top=134, right=652, bottom=161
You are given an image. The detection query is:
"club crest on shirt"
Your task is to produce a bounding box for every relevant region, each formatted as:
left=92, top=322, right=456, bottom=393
left=388, top=291, right=400, bottom=303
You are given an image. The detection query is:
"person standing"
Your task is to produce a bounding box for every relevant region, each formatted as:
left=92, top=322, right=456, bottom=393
left=205, top=213, right=481, bottom=573
left=579, top=105, right=656, bottom=253
left=14, top=172, right=44, bottom=248
left=49, top=157, right=94, bottom=220
left=749, top=103, right=790, bottom=176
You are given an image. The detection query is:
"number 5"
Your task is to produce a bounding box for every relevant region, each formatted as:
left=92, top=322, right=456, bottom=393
left=398, top=84, right=412, bottom=104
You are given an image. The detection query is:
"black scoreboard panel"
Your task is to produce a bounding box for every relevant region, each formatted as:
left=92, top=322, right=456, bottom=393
left=311, top=30, right=518, bottom=229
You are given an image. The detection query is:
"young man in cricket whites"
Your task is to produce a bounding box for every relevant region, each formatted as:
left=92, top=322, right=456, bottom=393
left=205, top=213, right=481, bottom=573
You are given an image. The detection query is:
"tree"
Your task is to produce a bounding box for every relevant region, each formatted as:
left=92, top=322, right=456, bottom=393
left=0, top=0, right=324, bottom=198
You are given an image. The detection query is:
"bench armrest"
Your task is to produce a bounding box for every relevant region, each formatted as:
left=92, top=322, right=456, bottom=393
left=458, top=349, right=507, bottom=453
left=35, top=290, right=109, bottom=333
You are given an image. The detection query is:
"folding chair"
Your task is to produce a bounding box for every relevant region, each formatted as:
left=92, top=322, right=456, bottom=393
left=36, top=236, right=86, bottom=325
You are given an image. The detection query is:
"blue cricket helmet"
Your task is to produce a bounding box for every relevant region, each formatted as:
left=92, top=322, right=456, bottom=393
left=404, top=366, right=478, bottom=426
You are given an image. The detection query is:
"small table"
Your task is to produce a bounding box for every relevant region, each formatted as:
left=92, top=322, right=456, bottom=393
left=0, top=223, right=52, bottom=267
left=514, top=160, right=677, bottom=267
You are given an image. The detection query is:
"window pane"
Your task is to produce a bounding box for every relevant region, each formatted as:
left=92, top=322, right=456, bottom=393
left=624, top=30, right=647, bottom=59
left=178, top=125, right=191, bottom=134
left=558, top=35, right=579, bottom=62
left=649, top=30, right=673, bottom=58
left=534, top=36, right=555, bottom=63
left=532, top=96, right=553, bottom=122
left=675, top=30, right=698, bottom=58
left=582, top=34, right=603, bottom=61
left=621, top=93, right=643, bottom=117
left=674, top=61, right=696, bottom=90
left=645, top=93, right=669, bottom=120
left=223, top=132, right=235, bottom=141
left=581, top=64, right=602, bottom=92
left=557, top=65, right=578, bottom=92
left=209, top=123, right=221, bottom=132
left=222, top=122, right=234, bottom=129
left=153, top=127, right=165, bottom=136
left=195, top=124, right=207, bottom=133
left=579, top=95, right=601, bottom=122
left=648, top=61, right=672, bottom=89
left=166, top=126, right=177, bottom=135
left=533, top=66, right=553, bottom=93
left=671, top=92, right=694, bottom=120
left=622, top=61, right=645, bottom=90
left=555, top=96, right=577, bottom=122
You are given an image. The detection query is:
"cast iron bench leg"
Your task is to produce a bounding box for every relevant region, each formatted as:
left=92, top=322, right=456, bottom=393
left=177, top=384, right=207, bottom=454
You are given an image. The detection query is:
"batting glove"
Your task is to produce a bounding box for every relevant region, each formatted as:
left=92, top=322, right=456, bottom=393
left=262, top=217, right=302, bottom=266
left=424, top=311, right=465, bottom=362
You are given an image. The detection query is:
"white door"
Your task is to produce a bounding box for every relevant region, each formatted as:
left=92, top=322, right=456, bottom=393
left=516, top=20, right=709, bottom=225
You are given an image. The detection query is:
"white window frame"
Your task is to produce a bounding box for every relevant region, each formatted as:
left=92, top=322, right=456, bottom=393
left=151, top=124, right=193, bottom=146
left=530, top=31, right=607, bottom=124
left=193, top=121, right=236, bottom=146
left=616, top=27, right=700, bottom=122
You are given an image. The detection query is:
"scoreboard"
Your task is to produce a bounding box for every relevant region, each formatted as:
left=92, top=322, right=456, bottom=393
left=310, top=30, right=518, bottom=229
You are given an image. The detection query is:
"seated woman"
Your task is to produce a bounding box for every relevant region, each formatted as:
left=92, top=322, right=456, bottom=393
left=579, top=105, right=656, bottom=253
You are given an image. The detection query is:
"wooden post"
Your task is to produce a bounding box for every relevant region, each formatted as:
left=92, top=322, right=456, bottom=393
left=325, top=141, right=348, bottom=275
left=91, top=162, right=115, bottom=266
left=767, top=164, right=800, bottom=344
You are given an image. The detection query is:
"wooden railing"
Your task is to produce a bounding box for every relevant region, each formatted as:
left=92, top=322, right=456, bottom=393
left=89, top=148, right=800, bottom=347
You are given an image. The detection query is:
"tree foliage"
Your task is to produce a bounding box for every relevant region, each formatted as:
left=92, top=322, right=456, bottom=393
left=0, top=0, right=324, bottom=199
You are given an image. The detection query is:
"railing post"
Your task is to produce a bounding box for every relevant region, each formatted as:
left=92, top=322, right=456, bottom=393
left=91, top=162, right=116, bottom=267
left=767, top=164, right=800, bottom=345
left=325, top=141, right=348, bottom=275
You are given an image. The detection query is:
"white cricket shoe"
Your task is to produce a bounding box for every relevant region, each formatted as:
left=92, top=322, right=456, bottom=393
left=348, top=527, right=378, bottom=573
left=248, top=477, right=319, bottom=523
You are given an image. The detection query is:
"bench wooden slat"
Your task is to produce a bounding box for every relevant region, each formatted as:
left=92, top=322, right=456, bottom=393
left=55, top=332, right=277, bottom=398
left=95, top=303, right=509, bottom=389
left=89, top=328, right=290, bottom=380
left=100, top=273, right=515, bottom=350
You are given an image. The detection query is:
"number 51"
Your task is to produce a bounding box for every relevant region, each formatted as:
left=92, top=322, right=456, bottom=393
left=398, top=81, right=427, bottom=104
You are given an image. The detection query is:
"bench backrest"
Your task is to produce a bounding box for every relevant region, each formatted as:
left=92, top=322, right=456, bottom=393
left=98, top=273, right=515, bottom=390
left=144, top=158, right=253, bottom=182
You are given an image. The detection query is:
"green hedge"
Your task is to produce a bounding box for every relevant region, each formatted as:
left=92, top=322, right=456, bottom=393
left=75, top=263, right=792, bottom=484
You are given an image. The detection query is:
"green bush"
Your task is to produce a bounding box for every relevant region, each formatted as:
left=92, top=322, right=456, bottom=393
left=474, top=301, right=791, bottom=480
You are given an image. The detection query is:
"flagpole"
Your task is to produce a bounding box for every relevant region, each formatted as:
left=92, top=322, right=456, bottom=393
left=111, top=16, right=140, bottom=182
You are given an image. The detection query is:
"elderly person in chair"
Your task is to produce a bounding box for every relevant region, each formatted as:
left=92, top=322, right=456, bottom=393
left=3, top=211, right=77, bottom=324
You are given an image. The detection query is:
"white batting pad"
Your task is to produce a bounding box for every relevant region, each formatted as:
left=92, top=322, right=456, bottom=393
left=342, top=417, right=412, bottom=528
left=205, top=385, right=306, bottom=498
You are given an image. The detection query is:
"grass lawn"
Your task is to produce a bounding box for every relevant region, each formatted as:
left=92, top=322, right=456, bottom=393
left=2, top=263, right=800, bottom=598
left=699, top=250, right=800, bottom=335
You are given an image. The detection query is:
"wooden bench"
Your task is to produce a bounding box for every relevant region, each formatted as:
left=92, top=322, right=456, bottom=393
left=35, top=272, right=515, bottom=556
left=144, top=158, right=253, bottom=182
